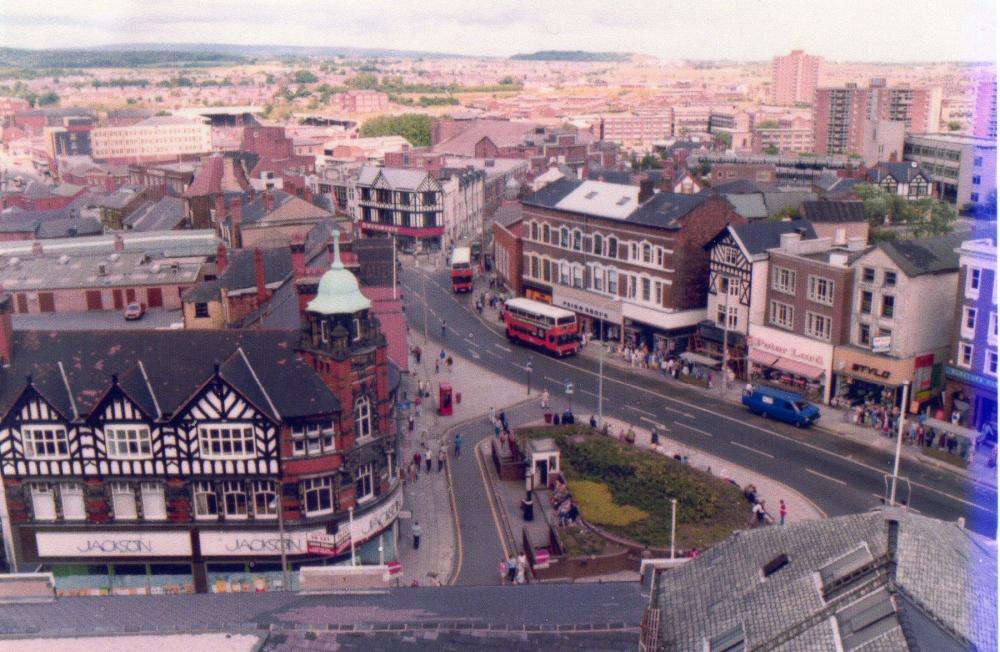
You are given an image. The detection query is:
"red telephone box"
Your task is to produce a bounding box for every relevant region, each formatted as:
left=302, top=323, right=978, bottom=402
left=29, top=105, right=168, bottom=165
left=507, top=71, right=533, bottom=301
left=438, top=382, right=453, bottom=416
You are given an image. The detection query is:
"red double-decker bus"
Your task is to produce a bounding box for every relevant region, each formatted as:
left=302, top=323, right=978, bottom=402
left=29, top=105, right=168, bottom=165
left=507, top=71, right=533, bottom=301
left=503, top=297, right=579, bottom=357
left=450, top=246, right=473, bottom=292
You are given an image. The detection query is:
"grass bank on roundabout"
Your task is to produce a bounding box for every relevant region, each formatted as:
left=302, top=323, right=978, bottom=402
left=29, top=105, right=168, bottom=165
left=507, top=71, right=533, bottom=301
left=519, top=424, right=748, bottom=551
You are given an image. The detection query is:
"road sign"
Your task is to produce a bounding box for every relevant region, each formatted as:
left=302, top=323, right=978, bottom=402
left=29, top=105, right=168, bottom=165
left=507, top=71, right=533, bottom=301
left=534, top=549, right=550, bottom=565
left=565, top=381, right=574, bottom=395
left=387, top=560, right=402, bottom=575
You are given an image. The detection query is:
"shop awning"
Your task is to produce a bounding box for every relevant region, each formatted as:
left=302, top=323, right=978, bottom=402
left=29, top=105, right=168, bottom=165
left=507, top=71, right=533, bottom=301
left=749, top=349, right=779, bottom=367
left=773, top=357, right=825, bottom=380
left=681, top=351, right=722, bottom=369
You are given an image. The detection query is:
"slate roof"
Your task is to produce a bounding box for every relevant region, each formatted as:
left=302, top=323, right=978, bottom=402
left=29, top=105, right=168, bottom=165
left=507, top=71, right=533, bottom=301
left=763, top=191, right=817, bottom=217
left=627, top=192, right=709, bottom=229
left=713, top=179, right=763, bottom=194
left=656, top=508, right=997, bottom=652
left=867, top=162, right=927, bottom=184
left=239, top=191, right=331, bottom=225
left=34, top=216, right=103, bottom=239
left=124, top=196, right=186, bottom=232
left=184, top=155, right=252, bottom=198
left=801, top=200, right=867, bottom=223
left=814, top=172, right=861, bottom=199
left=0, top=330, right=341, bottom=421
left=724, top=193, right=768, bottom=219
left=586, top=167, right=632, bottom=185
left=432, top=120, right=538, bottom=156
left=728, top=219, right=817, bottom=257
left=521, top=177, right=583, bottom=210
left=873, top=231, right=967, bottom=277
left=356, top=166, right=432, bottom=190
left=183, top=247, right=292, bottom=303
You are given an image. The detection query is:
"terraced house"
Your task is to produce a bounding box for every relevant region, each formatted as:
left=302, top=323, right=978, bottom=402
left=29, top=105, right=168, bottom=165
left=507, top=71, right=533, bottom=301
left=0, top=242, right=402, bottom=596
left=519, top=178, right=744, bottom=351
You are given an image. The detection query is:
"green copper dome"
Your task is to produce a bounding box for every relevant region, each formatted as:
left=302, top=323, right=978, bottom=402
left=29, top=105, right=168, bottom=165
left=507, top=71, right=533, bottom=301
left=306, top=230, right=371, bottom=315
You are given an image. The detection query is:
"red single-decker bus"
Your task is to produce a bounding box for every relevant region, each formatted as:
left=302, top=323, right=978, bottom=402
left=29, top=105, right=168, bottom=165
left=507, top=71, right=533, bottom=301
left=503, top=297, right=579, bottom=357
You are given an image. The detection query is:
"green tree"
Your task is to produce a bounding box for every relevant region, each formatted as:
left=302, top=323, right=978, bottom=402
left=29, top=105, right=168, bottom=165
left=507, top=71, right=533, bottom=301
left=347, top=73, right=380, bottom=90
left=715, top=131, right=732, bottom=148
left=293, top=70, right=318, bottom=84
left=36, top=91, right=59, bottom=106
left=947, top=120, right=962, bottom=132
left=856, top=183, right=955, bottom=236
left=359, top=114, right=433, bottom=146
left=763, top=144, right=779, bottom=155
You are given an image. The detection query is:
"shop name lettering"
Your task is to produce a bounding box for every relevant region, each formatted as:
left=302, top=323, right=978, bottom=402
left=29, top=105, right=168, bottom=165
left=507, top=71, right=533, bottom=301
left=77, top=538, right=154, bottom=554
left=361, top=494, right=404, bottom=536
left=225, top=537, right=303, bottom=554
left=852, top=363, right=891, bottom=379
left=556, top=299, right=612, bottom=321
left=749, top=337, right=824, bottom=367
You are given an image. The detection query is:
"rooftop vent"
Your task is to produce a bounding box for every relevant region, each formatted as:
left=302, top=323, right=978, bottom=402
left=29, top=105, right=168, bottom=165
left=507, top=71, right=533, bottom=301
left=616, top=196, right=631, bottom=206
left=97, top=263, right=107, bottom=276
left=585, top=191, right=598, bottom=200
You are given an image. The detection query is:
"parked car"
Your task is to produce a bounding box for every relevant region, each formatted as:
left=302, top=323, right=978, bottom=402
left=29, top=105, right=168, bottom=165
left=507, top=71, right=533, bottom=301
left=742, top=385, right=820, bottom=428
left=124, top=302, right=146, bottom=320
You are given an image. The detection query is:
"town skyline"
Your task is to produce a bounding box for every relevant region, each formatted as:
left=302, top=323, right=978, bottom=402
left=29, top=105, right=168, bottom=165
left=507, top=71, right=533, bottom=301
left=1, top=0, right=997, bottom=63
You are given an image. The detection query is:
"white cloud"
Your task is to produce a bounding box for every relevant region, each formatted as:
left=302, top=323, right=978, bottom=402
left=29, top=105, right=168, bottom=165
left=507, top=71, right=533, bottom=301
left=0, top=0, right=995, bottom=62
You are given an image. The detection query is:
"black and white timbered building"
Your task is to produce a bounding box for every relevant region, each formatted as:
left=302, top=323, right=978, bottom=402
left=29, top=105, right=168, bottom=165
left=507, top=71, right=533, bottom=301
left=0, top=238, right=403, bottom=595
left=697, top=220, right=817, bottom=378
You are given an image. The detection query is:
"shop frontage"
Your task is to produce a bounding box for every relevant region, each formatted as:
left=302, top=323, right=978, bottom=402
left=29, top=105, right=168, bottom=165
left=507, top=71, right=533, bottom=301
left=24, top=485, right=403, bottom=596
left=944, top=365, right=998, bottom=438
left=747, top=324, right=832, bottom=403
left=551, top=285, right=622, bottom=343
left=621, top=304, right=705, bottom=359
left=690, top=320, right=747, bottom=380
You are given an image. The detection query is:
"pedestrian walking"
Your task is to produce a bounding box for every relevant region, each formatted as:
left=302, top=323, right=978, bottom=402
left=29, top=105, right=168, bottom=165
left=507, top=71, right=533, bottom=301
left=541, top=390, right=550, bottom=410
left=488, top=406, right=496, bottom=423
left=651, top=428, right=659, bottom=446
left=438, top=448, right=446, bottom=472
left=453, top=433, right=462, bottom=456
left=515, top=554, right=527, bottom=584
left=499, top=411, right=508, bottom=431
left=407, top=461, right=417, bottom=482
left=412, top=521, right=422, bottom=549
left=435, top=359, right=440, bottom=374
left=413, top=345, right=422, bottom=364
left=425, top=453, right=432, bottom=473
left=506, top=555, right=518, bottom=583
left=441, top=319, right=447, bottom=337
left=413, top=451, right=422, bottom=476
left=753, top=500, right=766, bottom=527
left=499, top=558, right=509, bottom=584
left=779, top=499, right=787, bottom=526
left=446, top=355, right=453, bottom=372
left=408, top=414, right=415, bottom=433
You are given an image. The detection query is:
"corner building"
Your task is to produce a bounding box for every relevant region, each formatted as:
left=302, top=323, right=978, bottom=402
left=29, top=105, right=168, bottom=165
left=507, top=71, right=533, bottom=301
left=0, top=241, right=402, bottom=595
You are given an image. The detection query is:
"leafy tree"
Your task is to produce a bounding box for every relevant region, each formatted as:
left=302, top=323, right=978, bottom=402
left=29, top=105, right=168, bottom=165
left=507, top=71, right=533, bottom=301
left=763, top=144, right=779, bottom=155
left=347, top=73, right=379, bottom=90
left=756, top=120, right=779, bottom=129
left=293, top=70, right=318, bottom=84
left=715, top=131, right=732, bottom=148
left=947, top=120, right=962, bottom=132
left=264, top=73, right=275, bottom=85
left=359, top=114, right=433, bottom=146
left=855, top=183, right=955, bottom=236
left=36, top=91, right=59, bottom=106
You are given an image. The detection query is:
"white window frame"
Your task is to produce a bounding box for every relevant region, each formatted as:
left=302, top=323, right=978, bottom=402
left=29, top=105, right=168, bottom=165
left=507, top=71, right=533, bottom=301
left=354, top=396, right=373, bottom=440
left=592, top=264, right=604, bottom=292
left=559, top=227, right=569, bottom=248
left=302, top=476, right=334, bottom=516
left=30, top=482, right=56, bottom=520
left=355, top=462, right=375, bottom=503
left=962, top=307, right=978, bottom=339
left=111, top=482, right=137, bottom=520
left=967, top=267, right=982, bottom=299
left=193, top=481, right=218, bottom=520
left=770, top=300, right=794, bottom=330
left=641, top=276, right=652, bottom=302
left=253, top=480, right=277, bottom=519
left=807, top=275, right=834, bottom=306
left=22, top=425, right=69, bottom=460
left=959, top=342, right=974, bottom=369
left=607, top=269, right=618, bottom=295
left=607, top=237, right=618, bottom=259
left=104, top=425, right=152, bottom=460
left=722, top=246, right=740, bottom=266
left=559, top=261, right=570, bottom=286
left=60, top=482, right=86, bottom=521
left=572, top=265, right=584, bottom=289
left=140, top=482, right=167, bottom=521
left=805, top=312, right=832, bottom=341
left=772, top=267, right=796, bottom=294
left=593, top=233, right=603, bottom=256
left=222, top=480, right=248, bottom=519
left=197, top=424, right=255, bottom=460
left=572, top=229, right=582, bottom=251
left=987, top=351, right=998, bottom=377
left=989, top=312, right=998, bottom=346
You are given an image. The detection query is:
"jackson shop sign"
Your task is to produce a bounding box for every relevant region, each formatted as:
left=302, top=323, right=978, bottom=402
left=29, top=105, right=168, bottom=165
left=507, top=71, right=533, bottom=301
left=36, top=531, right=192, bottom=558
left=199, top=529, right=326, bottom=557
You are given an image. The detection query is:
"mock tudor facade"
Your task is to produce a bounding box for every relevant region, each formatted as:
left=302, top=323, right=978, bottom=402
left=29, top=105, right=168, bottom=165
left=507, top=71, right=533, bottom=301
left=0, top=240, right=402, bottom=596
left=519, top=178, right=744, bottom=350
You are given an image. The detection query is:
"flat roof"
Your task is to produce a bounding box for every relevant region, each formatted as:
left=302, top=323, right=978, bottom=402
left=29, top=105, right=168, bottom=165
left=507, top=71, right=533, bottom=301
left=0, top=251, right=203, bottom=291
left=907, top=133, right=997, bottom=146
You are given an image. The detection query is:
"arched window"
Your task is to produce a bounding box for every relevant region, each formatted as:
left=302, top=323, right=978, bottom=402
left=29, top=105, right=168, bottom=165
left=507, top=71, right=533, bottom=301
left=593, top=233, right=604, bottom=256
left=572, top=229, right=582, bottom=251
left=607, top=237, right=618, bottom=259
left=353, top=395, right=372, bottom=439
left=530, top=222, right=539, bottom=241
left=642, top=243, right=652, bottom=264
left=559, top=227, right=570, bottom=248
left=542, top=224, right=551, bottom=243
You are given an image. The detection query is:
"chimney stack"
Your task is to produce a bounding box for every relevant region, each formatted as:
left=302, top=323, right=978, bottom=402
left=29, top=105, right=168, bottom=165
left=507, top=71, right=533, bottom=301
left=230, top=196, right=243, bottom=249
left=214, top=194, right=225, bottom=225
left=254, top=248, right=267, bottom=304
left=263, top=191, right=275, bottom=211
left=638, top=178, right=655, bottom=204
left=216, top=243, right=228, bottom=275
left=113, top=234, right=125, bottom=252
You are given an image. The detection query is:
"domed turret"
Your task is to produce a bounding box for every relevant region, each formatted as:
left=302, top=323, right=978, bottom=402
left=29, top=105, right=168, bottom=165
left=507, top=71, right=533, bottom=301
left=306, top=229, right=371, bottom=315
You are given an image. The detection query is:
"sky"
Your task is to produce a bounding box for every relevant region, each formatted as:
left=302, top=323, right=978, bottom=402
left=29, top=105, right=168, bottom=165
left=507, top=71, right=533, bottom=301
left=1, top=0, right=996, bottom=62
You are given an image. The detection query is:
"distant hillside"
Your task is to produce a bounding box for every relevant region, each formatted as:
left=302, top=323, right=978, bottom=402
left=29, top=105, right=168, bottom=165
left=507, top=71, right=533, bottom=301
left=0, top=47, right=242, bottom=69
left=510, top=50, right=631, bottom=62
left=90, top=42, right=468, bottom=60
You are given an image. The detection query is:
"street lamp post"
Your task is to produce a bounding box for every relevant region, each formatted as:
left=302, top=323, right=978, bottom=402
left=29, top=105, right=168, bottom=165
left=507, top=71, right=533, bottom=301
left=889, top=381, right=911, bottom=506
left=525, top=359, right=533, bottom=395
left=669, top=498, right=677, bottom=560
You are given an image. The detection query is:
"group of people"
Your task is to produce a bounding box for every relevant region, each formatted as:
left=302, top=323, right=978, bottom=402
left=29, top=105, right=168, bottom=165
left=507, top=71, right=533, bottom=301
left=407, top=443, right=448, bottom=482
left=743, top=485, right=788, bottom=528
left=499, top=553, right=528, bottom=585
left=550, top=475, right=580, bottom=528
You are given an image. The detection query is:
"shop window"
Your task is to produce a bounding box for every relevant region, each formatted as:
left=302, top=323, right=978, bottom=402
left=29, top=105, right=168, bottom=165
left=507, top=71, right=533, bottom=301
left=355, top=462, right=375, bottom=502
left=30, top=483, right=56, bottom=520
left=111, top=482, right=137, bottom=520
left=141, top=482, right=167, bottom=520
left=193, top=481, right=218, bottom=519
left=222, top=481, right=248, bottom=519
left=60, top=482, right=86, bottom=521
left=302, top=476, right=334, bottom=516
left=959, top=343, right=974, bottom=368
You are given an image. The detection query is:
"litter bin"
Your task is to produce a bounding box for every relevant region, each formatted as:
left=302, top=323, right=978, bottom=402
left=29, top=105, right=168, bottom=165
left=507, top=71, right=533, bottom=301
left=521, top=493, right=534, bottom=522
left=544, top=412, right=553, bottom=424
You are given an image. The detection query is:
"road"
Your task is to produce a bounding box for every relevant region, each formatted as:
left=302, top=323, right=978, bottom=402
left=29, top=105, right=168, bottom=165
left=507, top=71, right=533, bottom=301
left=400, top=259, right=998, bottom=541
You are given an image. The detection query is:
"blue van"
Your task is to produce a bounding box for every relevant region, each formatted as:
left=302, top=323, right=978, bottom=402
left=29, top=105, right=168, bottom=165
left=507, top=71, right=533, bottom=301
left=742, top=385, right=820, bottom=428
